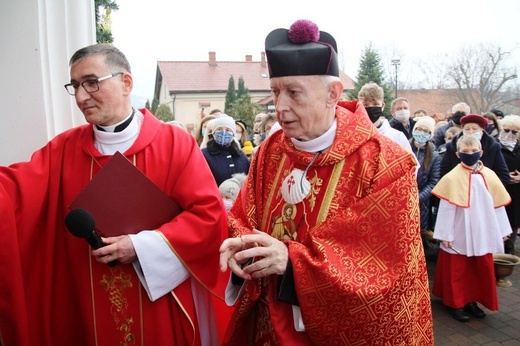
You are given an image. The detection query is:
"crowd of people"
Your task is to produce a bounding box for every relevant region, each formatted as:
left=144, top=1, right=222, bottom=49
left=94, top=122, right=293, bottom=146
left=1, top=18, right=519, bottom=346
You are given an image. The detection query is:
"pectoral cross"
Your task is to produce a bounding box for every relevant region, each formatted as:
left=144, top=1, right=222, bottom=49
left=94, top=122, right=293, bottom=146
left=287, top=175, right=295, bottom=193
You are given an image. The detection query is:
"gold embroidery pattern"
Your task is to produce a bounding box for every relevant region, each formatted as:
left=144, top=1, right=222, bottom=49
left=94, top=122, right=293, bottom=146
left=317, top=160, right=344, bottom=225
left=99, top=267, right=136, bottom=345
left=307, top=170, right=322, bottom=212
left=361, top=191, right=391, bottom=218
left=227, top=105, right=433, bottom=344
left=357, top=241, right=388, bottom=271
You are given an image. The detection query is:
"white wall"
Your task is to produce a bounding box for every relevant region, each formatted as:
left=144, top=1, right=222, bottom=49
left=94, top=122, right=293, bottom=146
left=0, top=0, right=94, bottom=165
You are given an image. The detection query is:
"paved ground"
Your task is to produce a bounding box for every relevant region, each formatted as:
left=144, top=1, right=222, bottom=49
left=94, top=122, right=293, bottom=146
left=428, top=241, right=520, bottom=346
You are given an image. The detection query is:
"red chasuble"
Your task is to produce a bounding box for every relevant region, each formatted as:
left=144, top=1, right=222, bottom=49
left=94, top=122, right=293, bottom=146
left=223, top=101, right=434, bottom=345
left=0, top=109, right=229, bottom=346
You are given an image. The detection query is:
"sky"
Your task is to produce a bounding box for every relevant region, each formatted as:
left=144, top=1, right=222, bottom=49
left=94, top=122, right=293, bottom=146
left=110, top=0, right=520, bottom=106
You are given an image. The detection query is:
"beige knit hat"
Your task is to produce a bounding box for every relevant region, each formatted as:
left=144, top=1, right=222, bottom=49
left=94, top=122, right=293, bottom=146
left=413, top=116, right=436, bottom=134
left=219, top=173, right=246, bottom=201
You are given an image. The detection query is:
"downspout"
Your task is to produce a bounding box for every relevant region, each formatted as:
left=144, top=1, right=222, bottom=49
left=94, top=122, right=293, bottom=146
left=170, top=92, right=177, bottom=118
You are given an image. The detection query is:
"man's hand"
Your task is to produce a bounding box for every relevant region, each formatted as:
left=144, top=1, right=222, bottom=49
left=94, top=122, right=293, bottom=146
left=219, top=236, right=250, bottom=279
left=510, top=170, right=520, bottom=184
left=220, top=229, right=288, bottom=280
left=91, top=235, right=137, bottom=265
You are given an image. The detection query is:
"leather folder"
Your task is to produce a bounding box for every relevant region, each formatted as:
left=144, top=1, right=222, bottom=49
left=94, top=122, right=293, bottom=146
left=69, top=151, right=181, bottom=237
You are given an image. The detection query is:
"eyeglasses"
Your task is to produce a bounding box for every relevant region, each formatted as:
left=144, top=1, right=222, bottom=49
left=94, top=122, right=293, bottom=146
left=64, top=72, right=123, bottom=96
left=503, top=129, right=519, bottom=135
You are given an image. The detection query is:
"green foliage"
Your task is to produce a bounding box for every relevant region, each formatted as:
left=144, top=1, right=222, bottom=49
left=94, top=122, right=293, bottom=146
left=145, top=99, right=151, bottom=111
left=224, top=76, right=236, bottom=114
left=227, top=94, right=262, bottom=131
left=95, top=0, right=119, bottom=44
left=151, top=98, right=159, bottom=114
left=154, top=104, right=174, bottom=122
left=347, top=44, right=393, bottom=118
left=237, top=76, right=248, bottom=99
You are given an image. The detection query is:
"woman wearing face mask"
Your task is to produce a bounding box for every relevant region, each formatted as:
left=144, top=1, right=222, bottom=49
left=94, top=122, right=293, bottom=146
left=498, top=115, right=520, bottom=254
left=196, top=114, right=216, bottom=147
left=410, top=117, right=441, bottom=259
left=483, top=111, right=501, bottom=141
left=235, top=119, right=249, bottom=148
left=202, top=114, right=250, bottom=186
left=440, top=114, right=510, bottom=186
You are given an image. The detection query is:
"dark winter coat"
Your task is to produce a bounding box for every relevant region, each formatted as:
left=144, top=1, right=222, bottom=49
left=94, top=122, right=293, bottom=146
left=440, top=131, right=510, bottom=186
left=389, top=117, right=416, bottom=140
left=501, top=141, right=520, bottom=227
left=411, top=140, right=441, bottom=231
left=202, top=139, right=250, bottom=187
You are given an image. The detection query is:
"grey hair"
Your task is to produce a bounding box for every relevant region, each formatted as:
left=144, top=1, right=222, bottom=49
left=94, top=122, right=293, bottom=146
left=69, top=43, right=131, bottom=74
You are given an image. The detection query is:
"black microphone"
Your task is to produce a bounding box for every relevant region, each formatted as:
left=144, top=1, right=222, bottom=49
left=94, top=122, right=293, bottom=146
left=65, top=209, right=118, bottom=266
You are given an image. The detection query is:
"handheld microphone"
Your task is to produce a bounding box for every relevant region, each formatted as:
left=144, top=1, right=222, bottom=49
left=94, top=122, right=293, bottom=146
left=65, top=209, right=118, bottom=266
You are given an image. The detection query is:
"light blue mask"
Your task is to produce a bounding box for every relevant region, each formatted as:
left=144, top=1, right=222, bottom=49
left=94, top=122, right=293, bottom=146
left=463, top=131, right=482, bottom=141
left=412, top=131, right=431, bottom=144
left=214, top=131, right=234, bottom=146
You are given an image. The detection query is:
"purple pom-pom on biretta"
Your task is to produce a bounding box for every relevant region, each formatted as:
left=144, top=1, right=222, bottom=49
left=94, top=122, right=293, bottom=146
left=288, top=19, right=319, bottom=43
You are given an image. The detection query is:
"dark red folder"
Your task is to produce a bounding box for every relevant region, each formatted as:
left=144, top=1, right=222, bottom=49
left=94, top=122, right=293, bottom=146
left=69, top=151, right=181, bottom=237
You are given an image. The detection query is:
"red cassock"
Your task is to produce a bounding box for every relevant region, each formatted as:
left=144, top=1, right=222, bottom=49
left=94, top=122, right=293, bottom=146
left=0, top=109, right=231, bottom=345
left=223, top=101, right=434, bottom=345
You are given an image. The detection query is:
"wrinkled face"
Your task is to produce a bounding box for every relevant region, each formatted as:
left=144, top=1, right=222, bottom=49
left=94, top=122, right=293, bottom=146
left=500, top=124, right=520, bottom=141
left=462, top=123, right=483, bottom=135
left=69, top=55, right=131, bottom=126
left=270, top=75, right=335, bottom=141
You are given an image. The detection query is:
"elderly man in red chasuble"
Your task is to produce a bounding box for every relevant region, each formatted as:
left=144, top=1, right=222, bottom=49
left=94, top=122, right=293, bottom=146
left=219, top=19, right=434, bottom=345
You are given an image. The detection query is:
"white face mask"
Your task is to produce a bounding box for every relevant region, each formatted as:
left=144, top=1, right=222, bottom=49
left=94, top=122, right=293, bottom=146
left=235, top=133, right=242, bottom=141
left=499, top=137, right=517, bottom=151
left=394, top=109, right=410, bottom=123
left=223, top=199, right=233, bottom=212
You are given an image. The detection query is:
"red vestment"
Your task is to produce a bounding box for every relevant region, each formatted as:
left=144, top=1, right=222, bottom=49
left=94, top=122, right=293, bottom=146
left=223, top=101, right=434, bottom=345
left=0, top=109, right=230, bottom=345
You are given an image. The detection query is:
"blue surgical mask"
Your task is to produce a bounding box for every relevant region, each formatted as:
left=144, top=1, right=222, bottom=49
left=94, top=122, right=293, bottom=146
left=458, top=152, right=481, bottom=166
left=201, top=129, right=206, bottom=137
left=463, top=131, right=482, bottom=141
left=214, top=131, right=234, bottom=146
left=412, top=131, right=431, bottom=144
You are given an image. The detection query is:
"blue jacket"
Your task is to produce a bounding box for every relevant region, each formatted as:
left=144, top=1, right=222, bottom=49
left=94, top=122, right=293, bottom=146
left=202, top=140, right=250, bottom=186
left=411, top=141, right=441, bottom=231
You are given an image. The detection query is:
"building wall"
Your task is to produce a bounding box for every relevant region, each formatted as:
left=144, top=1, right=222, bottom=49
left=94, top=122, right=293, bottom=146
left=0, top=0, right=94, bottom=165
left=158, top=79, right=272, bottom=132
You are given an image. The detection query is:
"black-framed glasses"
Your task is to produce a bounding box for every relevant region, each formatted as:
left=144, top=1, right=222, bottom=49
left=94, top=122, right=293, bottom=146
left=64, top=72, right=123, bottom=96
left=503, top=129, right=519, bottom=135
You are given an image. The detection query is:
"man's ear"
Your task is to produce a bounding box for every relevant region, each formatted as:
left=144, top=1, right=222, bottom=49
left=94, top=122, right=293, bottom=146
left=327, top=81, right=343, bottom=107
left=122, top=72, right=133, bottom=96
left=455, top=151, right=460, bottom=159
left=382, top=102, right=386, bottom=111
